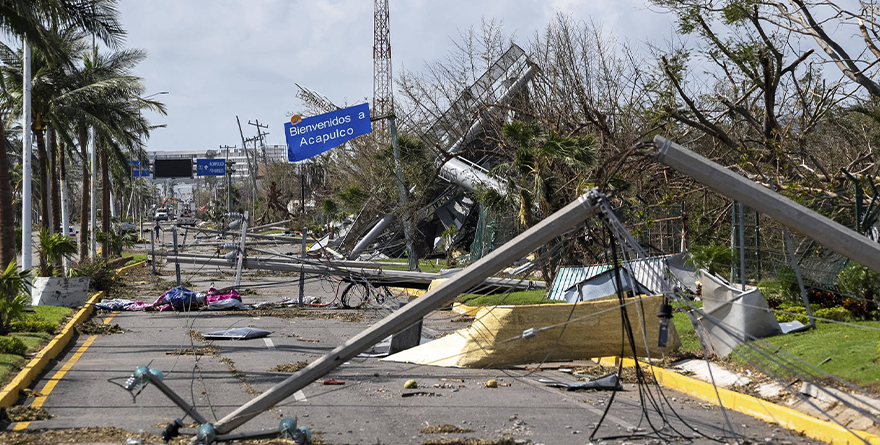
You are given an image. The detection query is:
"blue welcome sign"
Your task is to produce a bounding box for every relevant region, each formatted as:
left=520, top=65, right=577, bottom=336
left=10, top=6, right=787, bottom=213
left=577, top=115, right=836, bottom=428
left=285, top=103, right=372, bottom=162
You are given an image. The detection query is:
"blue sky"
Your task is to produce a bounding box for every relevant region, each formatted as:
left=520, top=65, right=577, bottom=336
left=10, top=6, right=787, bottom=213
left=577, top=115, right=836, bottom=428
left=119, top=0, right=675, bottom=152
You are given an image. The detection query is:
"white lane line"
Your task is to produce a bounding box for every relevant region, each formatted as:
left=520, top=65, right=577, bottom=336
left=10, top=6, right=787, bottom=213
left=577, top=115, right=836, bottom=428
left=263, top=338, right=275, bottom=349
left=294, top=390, right=308, bottom=402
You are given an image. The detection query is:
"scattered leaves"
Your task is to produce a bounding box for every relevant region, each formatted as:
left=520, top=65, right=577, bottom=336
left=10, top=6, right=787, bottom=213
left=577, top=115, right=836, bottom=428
left=271, top=361, right=309, bottom=373
left=421, top=425, right=475, bottom=434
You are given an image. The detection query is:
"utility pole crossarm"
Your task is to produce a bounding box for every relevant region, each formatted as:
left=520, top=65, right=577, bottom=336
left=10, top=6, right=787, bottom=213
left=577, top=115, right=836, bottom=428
left=652, top=135, right=880, bottom=275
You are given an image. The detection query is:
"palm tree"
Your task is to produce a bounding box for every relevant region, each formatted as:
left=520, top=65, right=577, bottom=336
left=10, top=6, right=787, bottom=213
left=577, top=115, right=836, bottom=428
left=0, top=28, right=85, bottom=271
left=0, top=259, right=30, bottom=336
left=0, top=0, right=123, bottom=270
left=479, top=121, right=598, bottom=283
left=69, top=47, right=164, bottom=258
left=37, top=229, right=75, bottom=276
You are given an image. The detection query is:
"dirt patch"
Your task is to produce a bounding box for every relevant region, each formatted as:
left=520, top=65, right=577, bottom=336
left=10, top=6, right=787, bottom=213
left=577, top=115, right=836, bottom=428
left=420, top=439, right=515, bottom=445
left=451, top=315, right=475, bottom=323
left=2, top=406, right=51, bottom=421
left=75, top=321, right=124, bottom=335
left=167, top=345, right=220, bottom=356
left=216, top=308, right=367, bottom=322
left=572, top=365, right=655, bottom=384
left=112, top=264, right=177, bottom=299
left=271, top=361, right=309, bottom=373
left=421, top=425, right=475, bottom=434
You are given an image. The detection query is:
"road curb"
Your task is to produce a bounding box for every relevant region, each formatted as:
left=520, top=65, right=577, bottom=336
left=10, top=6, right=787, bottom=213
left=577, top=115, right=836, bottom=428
left=0, top=259, right=145, bottom=409
left=0, top=290, right=105, bottom=408
left=597, top=357, right=880, bottom=445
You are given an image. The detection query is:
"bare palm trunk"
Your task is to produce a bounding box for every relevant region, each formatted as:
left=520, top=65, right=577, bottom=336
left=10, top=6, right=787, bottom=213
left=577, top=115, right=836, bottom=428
left=78, top=123, right=89, bottom=261
left=49, top=128, right=62, bottom=273
left=49, top=127, right=60, bottom=234
left=35, top=125, right=48, bottom=275
left=101, top=148, right=110, bottom=259
left=0, top=118, right=15, bottom=268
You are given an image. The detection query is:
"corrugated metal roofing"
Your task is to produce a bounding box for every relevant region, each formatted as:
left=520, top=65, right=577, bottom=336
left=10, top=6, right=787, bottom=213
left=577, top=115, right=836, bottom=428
left=548, top=256, right=673, bottom=301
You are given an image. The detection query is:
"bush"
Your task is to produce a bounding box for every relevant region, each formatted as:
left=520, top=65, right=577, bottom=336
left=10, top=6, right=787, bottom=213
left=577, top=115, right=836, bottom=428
left=9, top=317, right=57, bottom=334
left=837, top=261, right=880, bottom=302
left=843, top=298, right=878, bottom=320
left=686, top=244, right=733, bottom=277
left=67, top=258, right=120, bottom=293
left=808, top=289, right=848, bottom=308
left=0, top=336, right=27, bottom=355
left=775, top=303, right=809, bottom=324
left=813, top=307, right=851, bottom=323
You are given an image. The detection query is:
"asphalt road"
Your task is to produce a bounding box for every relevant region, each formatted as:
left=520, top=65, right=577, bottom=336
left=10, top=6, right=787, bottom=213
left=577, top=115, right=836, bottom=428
left=3, top=237, right=822, bottom=445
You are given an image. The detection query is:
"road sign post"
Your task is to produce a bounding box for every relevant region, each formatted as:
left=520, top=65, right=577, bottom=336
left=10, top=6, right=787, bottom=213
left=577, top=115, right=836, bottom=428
left=196, top=159, right=226, bottom=176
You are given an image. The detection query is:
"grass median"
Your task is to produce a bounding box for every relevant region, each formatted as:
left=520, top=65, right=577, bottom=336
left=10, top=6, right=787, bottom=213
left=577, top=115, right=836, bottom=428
left=0, top=306, right=73, bottom=387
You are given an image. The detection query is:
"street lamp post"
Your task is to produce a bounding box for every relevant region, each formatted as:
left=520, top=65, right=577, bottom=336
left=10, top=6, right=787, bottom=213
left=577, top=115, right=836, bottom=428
left=136, top=92, right=169, bottom=239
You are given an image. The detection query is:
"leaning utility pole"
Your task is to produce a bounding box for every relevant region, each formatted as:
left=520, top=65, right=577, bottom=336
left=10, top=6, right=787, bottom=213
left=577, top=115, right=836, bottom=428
left=236, top=116, right=258, bottom=214
left=248, top=119, right=270, bottom=167
left=221, top=145, right=235, bottom=216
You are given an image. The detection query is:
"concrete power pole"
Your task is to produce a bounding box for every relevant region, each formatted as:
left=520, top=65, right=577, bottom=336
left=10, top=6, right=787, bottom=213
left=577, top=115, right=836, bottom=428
left=21, top=40, right=32, bottom=271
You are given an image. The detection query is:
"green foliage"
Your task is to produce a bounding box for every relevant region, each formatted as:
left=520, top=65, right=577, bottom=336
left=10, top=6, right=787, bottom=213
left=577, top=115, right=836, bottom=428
left=96, top=228, right=136, bottom=258
left=458, top=290, right=560, bottom=306
left=38, top=229, right=77, bottom=276
left=837, top=261, right=880, bottom=302
left=0, top=337, right=26, bottom=356
left=813, top=307, right=851, bottom=323
left=492, top=121, right=597, bottom=227
left=10, top=315, right=57, bottom=333
left=337, top=186, right=370, bottom=212
left=774, top=304, right=849, bottom=323
left=321, top=199, right=339, bottom=216
left=757, top=278, right=796, bottom=305
left=775, top=303, right=809, bottom=324
left=686, top=244, right=733, bottom=277
left=0, top=260, right=32, bottom=336
left=722, top=1, right=751, bottom=24
left=67, top=258, right=120, bottom=293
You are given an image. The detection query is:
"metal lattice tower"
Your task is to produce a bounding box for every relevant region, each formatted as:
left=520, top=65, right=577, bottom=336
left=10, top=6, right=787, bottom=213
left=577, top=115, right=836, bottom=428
left=373, top=0, right=393, bottom=137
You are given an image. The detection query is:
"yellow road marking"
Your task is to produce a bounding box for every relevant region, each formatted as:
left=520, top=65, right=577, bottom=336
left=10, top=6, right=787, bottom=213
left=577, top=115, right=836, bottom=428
left=13, top=312, right=117, bottom=431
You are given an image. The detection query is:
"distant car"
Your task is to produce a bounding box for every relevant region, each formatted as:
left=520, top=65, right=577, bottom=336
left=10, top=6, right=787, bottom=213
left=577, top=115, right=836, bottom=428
left=67, top=226, right=77, bottom=238
left=114, top=222, right=136, bottom=235
left=154, top=211, right=169, bottom=221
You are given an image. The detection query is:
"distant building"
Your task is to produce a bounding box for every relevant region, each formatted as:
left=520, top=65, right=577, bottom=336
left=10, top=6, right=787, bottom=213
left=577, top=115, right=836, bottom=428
left=148, top=144, right=289, bottom=180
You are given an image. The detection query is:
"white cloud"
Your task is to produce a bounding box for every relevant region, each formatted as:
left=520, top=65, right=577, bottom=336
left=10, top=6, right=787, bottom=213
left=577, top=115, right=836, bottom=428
left=118, top=0, right=672, bottom=151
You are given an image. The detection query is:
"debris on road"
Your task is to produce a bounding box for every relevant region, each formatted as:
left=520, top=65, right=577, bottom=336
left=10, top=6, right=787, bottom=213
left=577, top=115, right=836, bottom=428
left=401, top=391, right=440, bottom=397
left=75, top=321, right=124, bottom=335
left=420, top=425, right=475, bottom=434
left=2, top=406, right=52, bottom=421
left=203, top=327, right=271, bottom=340
left=317, top=379, right=345, bottom=385
left=271, top=361, right=309, bottom=373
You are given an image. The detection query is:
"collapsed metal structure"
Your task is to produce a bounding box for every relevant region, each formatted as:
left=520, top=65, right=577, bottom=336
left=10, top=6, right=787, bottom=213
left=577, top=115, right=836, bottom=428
left=294, top=45, right=537, bottom=262
left=127, top=136, right=880, bottom=443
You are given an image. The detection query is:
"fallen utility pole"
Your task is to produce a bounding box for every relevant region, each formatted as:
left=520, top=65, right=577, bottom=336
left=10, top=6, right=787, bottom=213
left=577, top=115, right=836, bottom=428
left=208, top=189, right=603, bottom=437
left=165, top=254, right=545, bottom=292
left=192, top=226, right=314, bottom=243
left=653, top=136, right=880, bottom=275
